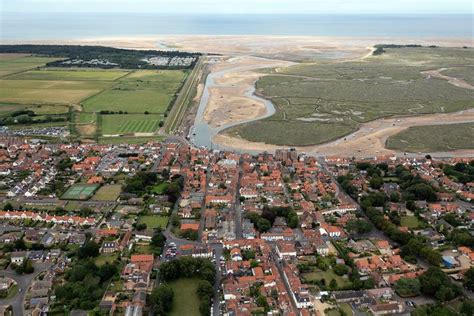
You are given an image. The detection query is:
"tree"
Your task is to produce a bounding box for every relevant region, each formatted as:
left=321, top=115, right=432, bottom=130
left=333, top=264, right=349, bottom=276
left=77, top=241, right=100, bottom=259
left=395, top=278, right=421, bottom=297
left=346, top=219, right=372, bottom=234
left=197, top=280, right=213, bottom=300
left=369, top=176, right=383, bottom=190
left=3, top=202, right=13, bottom=211
left=150, top=284, right=174, bottom=315
left=418, top=267, right=462, bottom=302
left=463, top=267, right=474, bottom=291
left=329, top=279, right=338, bottom=290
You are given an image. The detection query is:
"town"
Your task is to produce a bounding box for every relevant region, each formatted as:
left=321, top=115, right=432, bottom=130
left=0, top=136, right=472, bottom=316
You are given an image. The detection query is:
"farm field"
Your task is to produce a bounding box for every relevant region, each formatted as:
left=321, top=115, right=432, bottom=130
left=6, top=68, right=130, bottom=81
left=169, top=278, right=201, bottom=316
left=0, top=55, right=62, bottom=77
left=92, top=185, right=122, bottom=201
left=226, top=47, right=474, bottom=146
left=61, top=183, right=100, bottom=200
left=0, top=54, right=189, bottom=141
left=0, top=79, right=112, bottom=104
left=82, top=69, right=186, bottom=114
left=386, top=122, right=474, bottom=152
left=138, top=215, right=169, bottom=230
left=100, top=114, right=163, bottom=135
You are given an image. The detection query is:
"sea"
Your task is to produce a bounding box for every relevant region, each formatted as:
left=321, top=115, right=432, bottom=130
left=1, top=13, right=473, bottom=40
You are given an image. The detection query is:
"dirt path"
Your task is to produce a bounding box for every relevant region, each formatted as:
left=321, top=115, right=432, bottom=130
left=422, top=68, right=474, bottom=90
left=214, top=109, right=474, bottom=157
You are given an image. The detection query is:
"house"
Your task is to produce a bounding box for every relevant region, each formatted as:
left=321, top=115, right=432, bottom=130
left=10, top=251, right=27, bottom=265
left=369, top=302, right=404, bottom=315
left=276, top=241, right=297, bottom=260
left=101, top=241, right=118, bottom=253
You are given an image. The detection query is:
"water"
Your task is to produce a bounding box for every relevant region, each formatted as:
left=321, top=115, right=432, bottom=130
left=1, top=13, right=473, bottom=40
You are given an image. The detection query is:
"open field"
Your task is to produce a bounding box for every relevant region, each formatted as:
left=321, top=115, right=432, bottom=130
left=100, top=114, right=163, bottom=135
left=226, top=47, right=474, bottom=146
left=441, top=66, right=474, bottom=86
left=0, top=55, right=62, bottom=77
left=0, top=79, right=112, bottom=104
left=386, top=122, right=474, bottom=153
left=92, top=185, right=122, bottom=201
left=82, top=69, right=186, bottom=114
left=400, top=216, right=422, bottom=229
left=169, top=278, right=201, bottom=316
left=6, top=68, right=130, bottom=81
left=61, top=183, right=100, bottom=200
left=302, top=270, right=352, bottom=289
left=138, top=215, right=169, bottom=230
left=94, top=254, right=119, bottom=266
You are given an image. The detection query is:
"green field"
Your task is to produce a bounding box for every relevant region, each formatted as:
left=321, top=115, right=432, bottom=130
left=92, top=185, right=122, bottom=201
left=151, top=182, right=169, bottom=194
left=0, top=53, right=189, bottom=140
left=138, top=215, right=169, bottom=229
left=226, top=47, right=474, bottom=146
left=82, top=70, right=186, bottom=114
left=441, top=66, right=474, bottom=85
left=100, top=114, right=163, bottom=135
left=400, top=216, right=422, bottom=229
left=386, top=122, right=474, bottom=152
left=6, top=68, right=130, bottom=81
left=169, top=278, right=201, bottom=316
left=302, top=270, right=352, bottom=289
left=0, top=79, right=112, bottom=104
left=0, top=55, right=62, bottom=77
left=61, top=183, right=100, bottom=200
left=95, top=254, right=119, bottom=266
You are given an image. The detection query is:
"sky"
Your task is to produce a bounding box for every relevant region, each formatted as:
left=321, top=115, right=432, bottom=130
left=2, top=0, right=473, bottom=14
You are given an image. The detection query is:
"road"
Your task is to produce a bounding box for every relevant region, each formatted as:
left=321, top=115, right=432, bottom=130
left=0, top=261, right=52, bottom=316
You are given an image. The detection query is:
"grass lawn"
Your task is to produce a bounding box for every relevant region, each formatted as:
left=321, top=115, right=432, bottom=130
left=95, top=254, right=119, bottom=266
left=100, top=114, right=163, bottom=135
left=0, top=55, right=62, bottom=77
left=134, top=244, right=152, bottom=254
left=339, top=303, right=353, bottom=316
left=92, top=185, right=122, bottom=201
left=138, top=215, right=169, bottom=230
left=303, top=270, right=352, bottom=289
left=169, top=278, right=201, bottom=316
left=4, top=284, right=19, bottom=299
left=386, top=122, right=474, bottom=152
left=400, top=216, right=422, bottom=229
left=151, top=182, right=169, bottom=194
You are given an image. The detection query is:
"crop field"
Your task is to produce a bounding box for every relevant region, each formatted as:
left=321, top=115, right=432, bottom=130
left=100, top=114, right=163, bottom=135
left=0, top=55, right=62, bottom=77
left=61, top=183, right=100, bottom=200
left=227, top=47, right=474, bottom=146
left=386, top=122, right=474, bottom=152
left=82, top=69, right=186, bottom=114
left=0, top=53, right=189, bottom=140
left=6, top=68, right=130, bottom=81
left=0, top=79, right=112, bottom=104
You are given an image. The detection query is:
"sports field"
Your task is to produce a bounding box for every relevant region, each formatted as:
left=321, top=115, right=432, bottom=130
left=100, top=114, right=163, bottom=135
left=61, top=184, right=100, bottom=200
left=386, top=122, right=474, bottom=153
left=92, top=185, right=122, bottom=201
left=227, top=47, right=474, bottom=146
